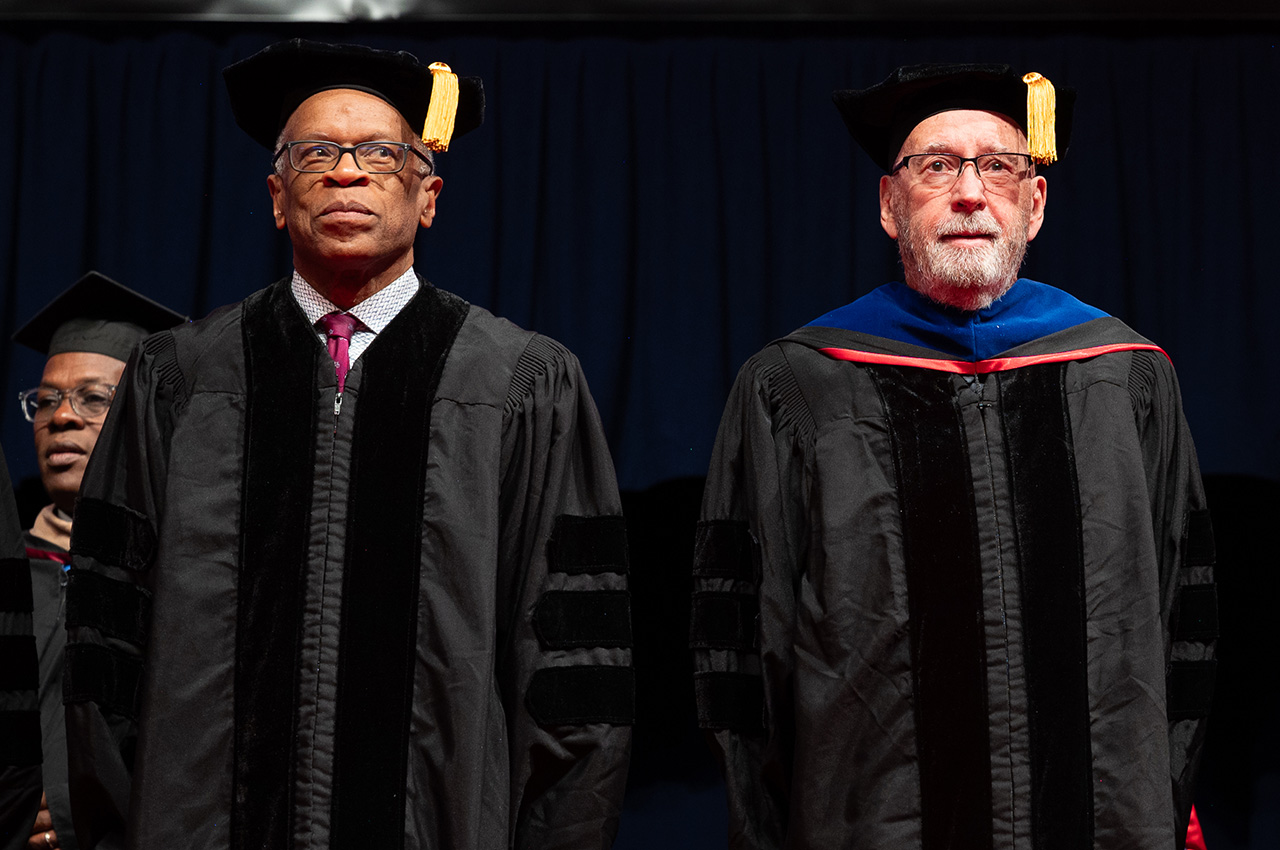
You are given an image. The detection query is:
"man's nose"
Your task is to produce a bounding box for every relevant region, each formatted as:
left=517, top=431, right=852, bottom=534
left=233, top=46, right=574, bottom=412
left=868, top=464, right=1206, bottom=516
left=49, top=397, right=85, bottom=427
left=324, top=150, right=370, bottom=186
left=949, top=162, right=987, bottom=213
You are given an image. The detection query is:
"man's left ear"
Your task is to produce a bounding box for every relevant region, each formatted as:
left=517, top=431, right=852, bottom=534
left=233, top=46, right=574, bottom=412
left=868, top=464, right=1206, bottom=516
left=419, top=175, right=443, bottom=229
left=1025, top=174, right=1048, bottom=243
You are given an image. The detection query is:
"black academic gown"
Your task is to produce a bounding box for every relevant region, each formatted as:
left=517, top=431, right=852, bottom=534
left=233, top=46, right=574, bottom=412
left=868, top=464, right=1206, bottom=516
left=692, top=311, right=1216, bottom=850
left=0, top=448, right=42, bottom=850
left=25, top=530, right=78, bottom=850
left=65, top=279, right=633, bottom=850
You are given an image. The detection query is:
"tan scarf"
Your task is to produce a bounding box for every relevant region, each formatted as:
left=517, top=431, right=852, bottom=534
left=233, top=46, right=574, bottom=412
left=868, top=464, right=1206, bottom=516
left=30, top=504, right=72, bottom=551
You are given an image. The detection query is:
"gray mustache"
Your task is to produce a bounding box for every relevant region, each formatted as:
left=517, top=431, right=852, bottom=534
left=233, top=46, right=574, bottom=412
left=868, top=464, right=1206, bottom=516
left=935, top=211, right=1000, bottom=237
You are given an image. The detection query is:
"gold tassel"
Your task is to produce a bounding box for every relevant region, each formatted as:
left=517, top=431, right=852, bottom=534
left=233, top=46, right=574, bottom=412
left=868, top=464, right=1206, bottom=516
left=422, top=62, right=460, bottom=152
left=1022, top=72, right=1057, bottom=165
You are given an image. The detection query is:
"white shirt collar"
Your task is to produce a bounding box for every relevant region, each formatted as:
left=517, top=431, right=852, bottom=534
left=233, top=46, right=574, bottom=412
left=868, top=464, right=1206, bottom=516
left=290, top=267, right=420, bottom=333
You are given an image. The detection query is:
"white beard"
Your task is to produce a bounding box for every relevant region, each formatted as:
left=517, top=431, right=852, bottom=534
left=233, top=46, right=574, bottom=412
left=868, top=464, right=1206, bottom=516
left=893, top=203, right=1030, bottom=312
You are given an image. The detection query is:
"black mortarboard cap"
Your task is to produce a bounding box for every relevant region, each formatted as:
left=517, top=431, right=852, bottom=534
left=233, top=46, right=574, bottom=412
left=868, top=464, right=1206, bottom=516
left=223, top=39, right=485, bottom=152
left=832, top=63, right=1076, bottom=172
left=12, top=272, right=187, bottom=361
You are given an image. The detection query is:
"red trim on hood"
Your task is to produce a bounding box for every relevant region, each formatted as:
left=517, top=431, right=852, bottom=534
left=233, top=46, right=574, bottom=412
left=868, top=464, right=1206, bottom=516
left=1185, top=805, right=1206, bottom=850
left=26, top=546, right=71, bottom=566
left=818, top=342, right=1168, bottom=374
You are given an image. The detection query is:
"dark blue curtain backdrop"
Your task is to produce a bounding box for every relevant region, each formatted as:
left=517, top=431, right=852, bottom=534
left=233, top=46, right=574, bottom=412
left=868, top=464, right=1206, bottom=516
left=1, top=22, right=1277, bottom=491
left=1, top=21, right=1277, bottom=850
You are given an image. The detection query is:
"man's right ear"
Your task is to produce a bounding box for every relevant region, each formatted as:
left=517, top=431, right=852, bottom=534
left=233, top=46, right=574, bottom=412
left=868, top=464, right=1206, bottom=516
left=879, top=175, right=899, bottom=240
left=267, top=174, right=287, bottom=231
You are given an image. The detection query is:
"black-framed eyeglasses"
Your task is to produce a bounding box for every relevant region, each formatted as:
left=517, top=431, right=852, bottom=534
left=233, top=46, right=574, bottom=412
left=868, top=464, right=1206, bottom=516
left=891, top=152, right=1034, bottom=190
left=19, top=382, right=117, bottom=423
left=273, top=140, right=434, bottom=175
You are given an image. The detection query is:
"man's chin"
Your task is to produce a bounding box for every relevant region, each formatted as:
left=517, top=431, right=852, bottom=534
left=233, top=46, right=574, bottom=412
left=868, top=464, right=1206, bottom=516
left=910, top=277, right=1015, bottom=312
left=40, top=473, right=83, bottom=513
left=299, top=238, right=389, bottom=271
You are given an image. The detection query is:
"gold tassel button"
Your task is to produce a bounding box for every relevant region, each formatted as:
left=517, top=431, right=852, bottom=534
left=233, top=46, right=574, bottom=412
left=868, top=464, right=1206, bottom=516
left=1022, top=72, right=1057, bottom=165
left=423, top=62, right=460, bottom=152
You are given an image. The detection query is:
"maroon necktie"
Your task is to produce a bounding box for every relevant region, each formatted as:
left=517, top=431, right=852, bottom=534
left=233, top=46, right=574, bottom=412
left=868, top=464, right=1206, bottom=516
left=318, top=311, right=360, bottom=393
